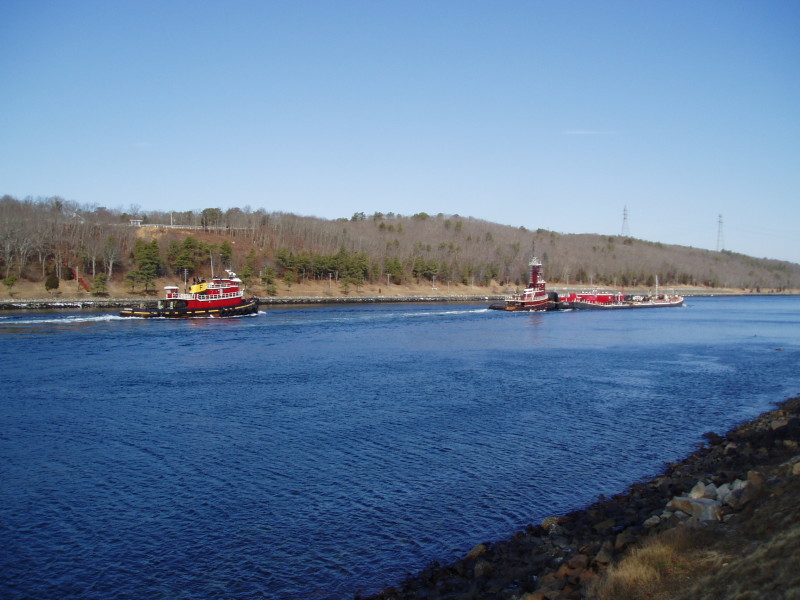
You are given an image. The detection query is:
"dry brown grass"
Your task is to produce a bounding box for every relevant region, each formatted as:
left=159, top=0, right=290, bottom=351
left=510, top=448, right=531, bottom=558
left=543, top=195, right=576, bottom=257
left=589, top=526, right=723, bottom=600
left=669, top=476, right=800, bottom=600
left=590, top=475, right=800, bottom=600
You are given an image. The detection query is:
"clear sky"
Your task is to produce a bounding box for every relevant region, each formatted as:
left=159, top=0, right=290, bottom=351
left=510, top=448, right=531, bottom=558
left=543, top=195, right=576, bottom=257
left=2, top=1, right=798, bottom=262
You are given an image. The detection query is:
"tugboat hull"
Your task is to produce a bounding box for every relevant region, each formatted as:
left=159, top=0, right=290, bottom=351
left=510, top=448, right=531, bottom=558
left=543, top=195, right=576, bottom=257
left=120, top=297, right=259, bottom=318
left=490, top=298, right=554, bottom=312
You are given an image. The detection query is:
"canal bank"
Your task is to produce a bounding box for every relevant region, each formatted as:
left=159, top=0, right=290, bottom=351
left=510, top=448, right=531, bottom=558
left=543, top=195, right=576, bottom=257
left=362, top=397, right=800, bottom=600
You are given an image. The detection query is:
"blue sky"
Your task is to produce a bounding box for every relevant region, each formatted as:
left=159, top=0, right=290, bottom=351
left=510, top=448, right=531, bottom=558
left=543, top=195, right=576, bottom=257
left=2, top=1, right=798, bottom=262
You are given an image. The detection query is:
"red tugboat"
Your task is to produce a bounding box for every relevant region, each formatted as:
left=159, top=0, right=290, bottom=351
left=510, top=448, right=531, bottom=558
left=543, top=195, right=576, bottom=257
left=120, top=270, right=259, bottom=318
left=489, top=256, right=556, bottom=312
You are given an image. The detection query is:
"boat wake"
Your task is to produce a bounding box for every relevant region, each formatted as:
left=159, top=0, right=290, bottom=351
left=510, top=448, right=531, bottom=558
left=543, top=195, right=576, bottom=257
left=263, top=306, right=491, bottom=329
left=404, top=307, right=490, bottom=318
left=347, top=307, right=490, bottom=324
left=0, top=314, right=129, bottom=326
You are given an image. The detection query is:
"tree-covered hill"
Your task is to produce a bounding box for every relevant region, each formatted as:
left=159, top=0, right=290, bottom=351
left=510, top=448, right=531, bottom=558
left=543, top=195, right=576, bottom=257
left=1, top=195, right=798, bottom=295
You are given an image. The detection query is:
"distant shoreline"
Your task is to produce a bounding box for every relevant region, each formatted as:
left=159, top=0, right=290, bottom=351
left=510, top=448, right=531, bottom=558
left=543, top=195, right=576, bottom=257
left=1, top=290, right=797, bottom=311
left=0, top=295, right=502, bottom=311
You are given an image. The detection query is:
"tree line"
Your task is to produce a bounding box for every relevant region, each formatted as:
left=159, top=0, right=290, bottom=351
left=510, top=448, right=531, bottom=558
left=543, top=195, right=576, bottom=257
left=1, top=194, right=799, bottom=296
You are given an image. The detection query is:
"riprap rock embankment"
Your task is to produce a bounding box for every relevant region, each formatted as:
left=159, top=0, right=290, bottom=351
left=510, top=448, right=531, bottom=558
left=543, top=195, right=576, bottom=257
left=361, top=397, right=800, bottom=600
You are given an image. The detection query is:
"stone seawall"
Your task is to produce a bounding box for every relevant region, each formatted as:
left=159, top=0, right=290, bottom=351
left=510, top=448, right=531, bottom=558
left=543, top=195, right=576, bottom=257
left=2, top=291, right=795, bottom=311
left=0, top=298, right=145, bottom=310
left=258, top=295, right=500, bottom=305
left=0, top=295, right=503, bottom=311
left=361, top=397, right=800, bottom=600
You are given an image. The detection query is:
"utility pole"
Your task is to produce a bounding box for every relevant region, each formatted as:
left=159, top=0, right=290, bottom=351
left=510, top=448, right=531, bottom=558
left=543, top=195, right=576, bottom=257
left=716, top=214, right=725, bottom=252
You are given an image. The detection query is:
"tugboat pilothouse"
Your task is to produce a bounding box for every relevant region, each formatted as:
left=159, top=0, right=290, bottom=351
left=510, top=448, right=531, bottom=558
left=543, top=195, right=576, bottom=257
left=120, top=270, right=259, bottom=318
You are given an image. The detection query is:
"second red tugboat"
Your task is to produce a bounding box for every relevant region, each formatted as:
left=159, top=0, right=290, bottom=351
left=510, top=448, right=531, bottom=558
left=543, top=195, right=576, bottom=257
left=489, top=256, right=556, bottom=312
left=120, top=270, right=259, bottom=318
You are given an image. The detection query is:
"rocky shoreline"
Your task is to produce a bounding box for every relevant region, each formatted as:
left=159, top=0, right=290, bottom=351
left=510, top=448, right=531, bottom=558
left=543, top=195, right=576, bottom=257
left=359, top=397, right=800, bottom=600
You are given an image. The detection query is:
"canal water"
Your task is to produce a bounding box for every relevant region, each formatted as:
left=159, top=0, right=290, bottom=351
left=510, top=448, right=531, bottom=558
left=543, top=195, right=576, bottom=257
left=1, top=296, right=798, bottom=599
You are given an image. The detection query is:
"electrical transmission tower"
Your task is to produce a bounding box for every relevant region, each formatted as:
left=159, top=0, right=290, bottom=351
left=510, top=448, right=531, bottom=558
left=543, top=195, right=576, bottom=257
left=620, top=206, right=630, bottom=237
left=716, top=214, right=725, bottom=252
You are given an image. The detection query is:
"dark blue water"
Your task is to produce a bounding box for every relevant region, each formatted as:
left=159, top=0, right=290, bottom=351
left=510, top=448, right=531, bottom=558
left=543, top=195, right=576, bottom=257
left=1, top=296, right=799, bottom=599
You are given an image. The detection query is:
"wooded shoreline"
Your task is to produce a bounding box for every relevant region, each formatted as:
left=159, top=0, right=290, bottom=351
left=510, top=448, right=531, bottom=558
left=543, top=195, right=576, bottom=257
left=3, top=197, right=800, bottom=304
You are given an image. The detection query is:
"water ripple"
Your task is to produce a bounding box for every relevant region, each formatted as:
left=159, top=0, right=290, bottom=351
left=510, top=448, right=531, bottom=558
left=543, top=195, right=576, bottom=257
left=1, top=297, right=799, bottom=599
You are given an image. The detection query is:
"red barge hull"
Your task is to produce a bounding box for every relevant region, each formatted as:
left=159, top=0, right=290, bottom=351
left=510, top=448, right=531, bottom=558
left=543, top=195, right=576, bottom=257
left=559, top=296, right=684, bottom=310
